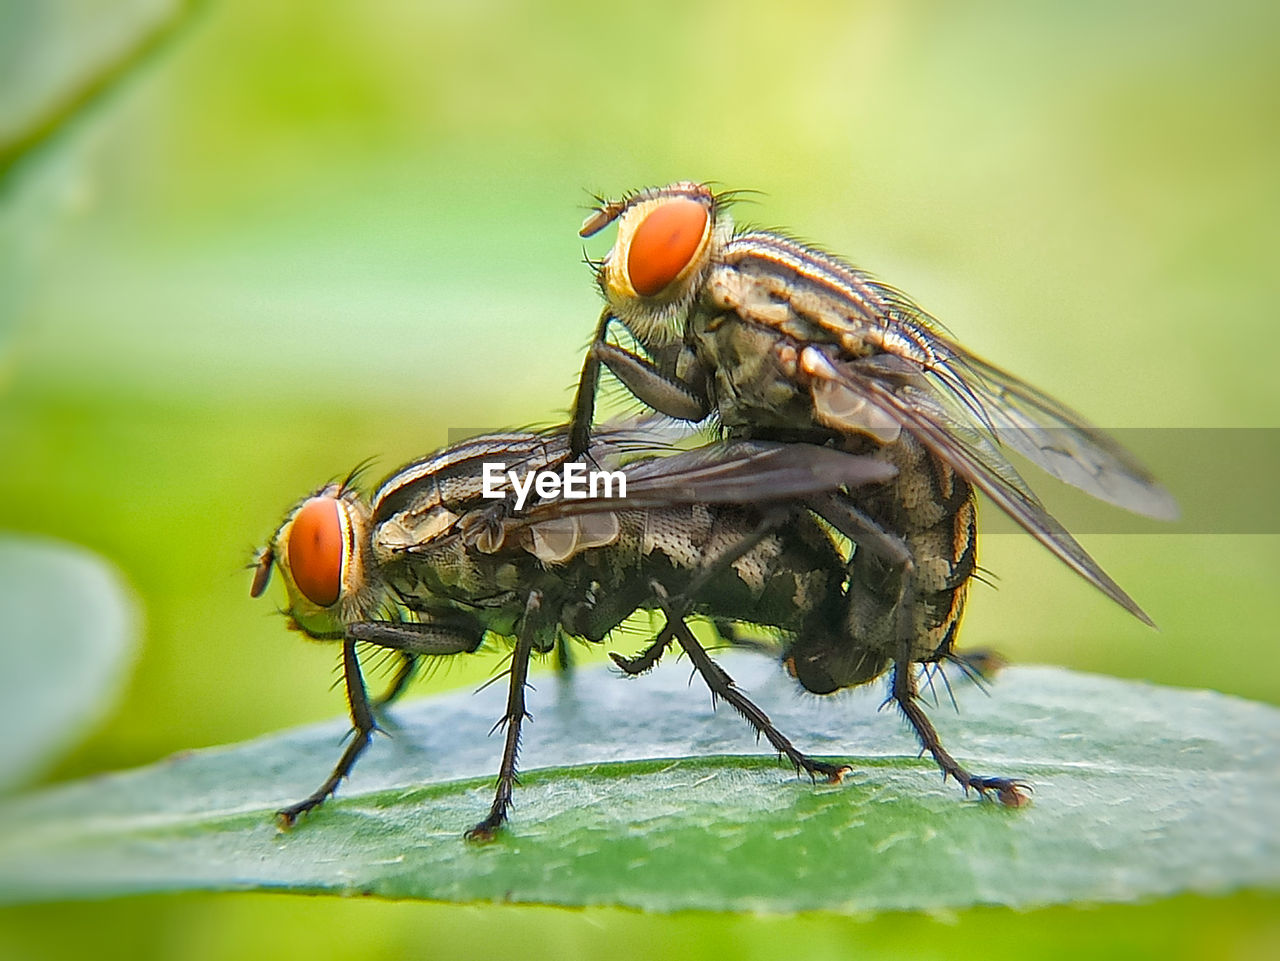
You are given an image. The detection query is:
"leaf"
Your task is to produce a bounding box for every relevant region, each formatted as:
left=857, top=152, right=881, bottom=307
left=0, top=1, right=202, bottom=175
left=0, top=655, right=1275, bottom=912
left=0, top=536, right=137, bottom=792
left=0, top=0, right=202, bottom=354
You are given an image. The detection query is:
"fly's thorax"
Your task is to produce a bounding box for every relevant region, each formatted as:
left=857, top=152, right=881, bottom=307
left=691, top=306, right=815, bottom=432
left=421, top=502, right=624, bottom=570
left=376, top=503, right=623, bottom=624
left=257, top=483, right=381, bottom=639
left=386, top=536, right=524, bottom=610
left=693, top=266, right=901, bottom=443
left=704, top=235, right=898, bottom=352
left=371, top=431, right=574, bottom=525
left=376, top=506, right=510, bottom=605
left=365, top=428, right=644, bottom=623
left=590, top=182, right=731, bottom=350
left=696, top=235, right=932, bottom=445
left=385, top=524, right=571, bottom=650
left=389, top=565, right=528, bottom=642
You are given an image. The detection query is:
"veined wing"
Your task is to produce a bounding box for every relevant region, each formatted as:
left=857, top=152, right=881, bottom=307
left=491, top=441, right=895, bottom=567
left=807, top=349, right=1156, bottom=625
left=721, top=233, right=1177, bottom=520
left=372, top=421, right=684, bottom=526
left=514, top=441, right=896, bottom=519
left=928, top=340, right=1178, bottom=520
left=416, top=441, right=891, bottom=567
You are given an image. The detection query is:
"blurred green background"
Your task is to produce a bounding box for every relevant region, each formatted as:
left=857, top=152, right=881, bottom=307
left=1, top=0, right=1277, bottom=958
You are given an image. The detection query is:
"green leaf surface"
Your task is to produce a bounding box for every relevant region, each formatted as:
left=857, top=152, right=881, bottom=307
left=0, top=656, right=1275, bottom=913
left=0, top=0, right=197, bottom=167
left=0, top=536, right=136, bottom=792
left=0, top=0, right=200, bottom=353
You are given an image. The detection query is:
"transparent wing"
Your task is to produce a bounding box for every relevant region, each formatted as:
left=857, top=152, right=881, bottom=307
left=491, top=440, right=895, bottom=566
left=930, top=341, right=1178, bottom=520
left=724, top=238, right=1176, bottom=520
left=512, top=441, right=896, bottom=522
left=392, top=430, right=894, bottom=563
left=816, top=354, right=1156, bottom=625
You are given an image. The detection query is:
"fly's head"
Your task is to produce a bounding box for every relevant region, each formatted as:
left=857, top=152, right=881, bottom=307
left=581, top=181, right=731, bottom=349
left=251, top=480, right=380, bottom=639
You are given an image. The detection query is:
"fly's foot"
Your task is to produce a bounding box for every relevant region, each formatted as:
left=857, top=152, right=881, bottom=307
left=275, top=796, right=327, bottom=829
left=968, top=775, right=1033, bottom=808
left=797, top=757, right=853, bottom=784
left=893, top=661, right=1030, bottom=809
left=827, top=763, right=854, bottom=785
left=609, top=646, right=666, bottom=676
left=464, top=818, right=504, bottom=844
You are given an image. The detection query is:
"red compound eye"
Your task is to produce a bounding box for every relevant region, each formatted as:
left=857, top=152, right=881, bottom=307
left=626, top=198, right=709, bottom=297
left=287, top=497, right=344, bottom=607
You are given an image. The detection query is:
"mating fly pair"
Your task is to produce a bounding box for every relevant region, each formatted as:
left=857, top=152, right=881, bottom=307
left=253, top=427, right=895, bottom=839
left=255, top=180, right=1175, bottom=836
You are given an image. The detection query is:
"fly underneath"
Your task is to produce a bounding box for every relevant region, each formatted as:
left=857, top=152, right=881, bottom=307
left=252, top=425, right=1026, bottom=840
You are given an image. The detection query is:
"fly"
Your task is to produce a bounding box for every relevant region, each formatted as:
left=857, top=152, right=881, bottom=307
left=571, top=182, right=1176, bottom=616
left=252, top=426, right=902, bottom=839
left=569, top=180, right=1176, bottom=721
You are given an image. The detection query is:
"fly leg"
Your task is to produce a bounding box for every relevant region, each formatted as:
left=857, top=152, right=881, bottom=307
left=615, top=508, right=847, bottom=779
left=785, top=493, right=914, bottom=693
left=346, top=618, right=486, bottom=656
left=890, top=655, right=1030, bottom=808
left=710, top=619, right=782, bottom=657
left=608, top=508, right=789, bottom=675
left=466, top=591, right=543, bottom=841
left=277, top=639, right=375, bottom=827
left=812, top=488, right=1028, bottom=805
left=569, top=309, right=613, bottom=457
left=806, top=488, right=918, bottom=655
left=590, top=341, right=710, bottom=421
left=569, top=309, right=711, bottom=457
left=553, top=634, right=574, bottom=675
left=651, top=583, right=850, bottom=783
left=609, top=626, right=674, bottom=675
left=611, top=619, right=776, bottom=677
left=278, top=620, right=486, bottom=826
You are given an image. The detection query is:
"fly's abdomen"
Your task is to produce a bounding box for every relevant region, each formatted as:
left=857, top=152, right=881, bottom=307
left=788, top=434, right=976, bottom=695
left=853, top=434, right=976, bottom=661
left=696, top=508, right=844, bottom=632
left=557, top=504, right=844, bottom=643
left=695, top=311, right=815, bottom=433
